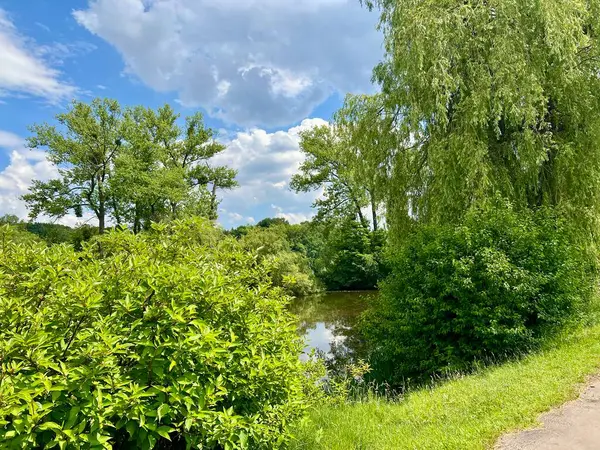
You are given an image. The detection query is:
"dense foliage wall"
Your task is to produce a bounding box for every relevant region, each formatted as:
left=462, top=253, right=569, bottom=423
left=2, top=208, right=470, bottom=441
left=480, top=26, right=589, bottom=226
left=0, top=220, right=311, bottom=449
left=361, top=204, right=593, bottom=384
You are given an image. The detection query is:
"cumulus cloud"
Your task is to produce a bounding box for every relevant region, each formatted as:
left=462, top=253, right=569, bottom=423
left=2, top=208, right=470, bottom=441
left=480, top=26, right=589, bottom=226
left=214, top=118, right=324, bottom=227
left=73, top=0, right=381, bottom=127
left=0, top=9, right=76, bottom=101
left=271, top=205, right=314, bottom=225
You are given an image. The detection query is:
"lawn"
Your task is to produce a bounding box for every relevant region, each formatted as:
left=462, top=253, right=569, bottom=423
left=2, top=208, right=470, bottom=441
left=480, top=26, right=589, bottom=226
left=292, top=324, right=600, bottom=449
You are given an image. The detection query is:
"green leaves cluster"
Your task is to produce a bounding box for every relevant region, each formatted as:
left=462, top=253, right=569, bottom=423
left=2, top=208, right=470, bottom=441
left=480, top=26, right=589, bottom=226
left=0, top=220, right=310, bottom=449
left=356, top=0, right=600, bottom=242
left=23, top=99, right=237, bottom=234
left=312, top=219, right=383, bottom=292
left=239, top=224, right=321, bottom=297
left=291, top=115, right=384, bottom=231
left=361, top=203, right=593, bottom=385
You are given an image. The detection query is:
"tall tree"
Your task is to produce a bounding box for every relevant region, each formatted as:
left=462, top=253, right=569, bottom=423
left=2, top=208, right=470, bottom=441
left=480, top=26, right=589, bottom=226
left=24, top=98, right=124, bottom=233
left=362, top=0, right=600, bottom=240
left=291, top=119, right=384, bottom=231
left=24, top=100, right=237, bottom=233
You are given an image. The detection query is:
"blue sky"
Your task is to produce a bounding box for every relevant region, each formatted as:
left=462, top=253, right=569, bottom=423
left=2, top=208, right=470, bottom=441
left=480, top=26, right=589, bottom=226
left=0, top=0, right=382, bottom=228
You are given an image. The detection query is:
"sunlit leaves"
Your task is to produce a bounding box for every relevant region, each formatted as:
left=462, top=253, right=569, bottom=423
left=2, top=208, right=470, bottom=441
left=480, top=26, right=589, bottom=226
left=363, top=0, right=600, bottom=241
left=0, top=219, right=309, bottom=449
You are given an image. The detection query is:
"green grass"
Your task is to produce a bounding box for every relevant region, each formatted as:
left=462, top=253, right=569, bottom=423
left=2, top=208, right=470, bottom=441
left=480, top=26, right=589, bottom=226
left=291, top=324, right=600, bottom=449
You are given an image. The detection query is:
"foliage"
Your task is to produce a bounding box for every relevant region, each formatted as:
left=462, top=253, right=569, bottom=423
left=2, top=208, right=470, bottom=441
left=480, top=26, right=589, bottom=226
left=314, top=219, right=383, bottom=291
left=19, top=222, right=99, bottom=250
left=291, top=124, right=383, bottom=230
left=0, top=224, right=40, bottom=246
left=234, top=218, right=386, bottom=293
left=23, top=99, right=124, bottom=234
left=0, top=215, right=22, bottom=226
left=23, top=99, right=237, bottom=234
left=240, top=226, right=321, bottom=297
left=359, top=0, right=600, bottom=241
left=25, top=223, right=76, bottom=245
left=256, top=218, right=290, bottom=229
left=0, top=220, right=312, bottom=449
left=361, top=203, right=592, bottom=384
left=292, top=321, right=600, bottom=450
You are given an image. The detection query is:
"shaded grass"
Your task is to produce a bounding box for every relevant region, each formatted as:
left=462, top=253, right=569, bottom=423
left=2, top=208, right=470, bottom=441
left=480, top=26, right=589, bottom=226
left=291, top=324, right=600, bottom=449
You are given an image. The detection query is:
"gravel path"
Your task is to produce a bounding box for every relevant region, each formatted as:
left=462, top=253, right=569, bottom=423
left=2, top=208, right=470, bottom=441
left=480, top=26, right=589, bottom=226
left=496, top=377, right=600, bottom=449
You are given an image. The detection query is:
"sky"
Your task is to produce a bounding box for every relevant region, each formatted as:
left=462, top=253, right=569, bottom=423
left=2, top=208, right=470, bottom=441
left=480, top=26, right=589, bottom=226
left=0, top=0, right=382, bottom=228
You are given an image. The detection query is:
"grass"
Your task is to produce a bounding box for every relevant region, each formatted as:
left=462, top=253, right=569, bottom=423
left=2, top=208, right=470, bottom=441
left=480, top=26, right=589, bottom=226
left=291, top=323, right=600, bottom=449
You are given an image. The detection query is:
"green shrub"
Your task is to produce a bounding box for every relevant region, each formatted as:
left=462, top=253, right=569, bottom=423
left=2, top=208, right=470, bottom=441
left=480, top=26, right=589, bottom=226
left=315, top=220, right=381, bottom=291
left=0, top=220, right=310, bottom=449
left=361, top=204, right=592, bottom=385
left=240, top=227, right=321, bottom=297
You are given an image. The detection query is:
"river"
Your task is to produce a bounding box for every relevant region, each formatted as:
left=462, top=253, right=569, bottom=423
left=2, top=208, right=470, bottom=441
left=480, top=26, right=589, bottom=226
left=290, top=291, right=375, bottom=370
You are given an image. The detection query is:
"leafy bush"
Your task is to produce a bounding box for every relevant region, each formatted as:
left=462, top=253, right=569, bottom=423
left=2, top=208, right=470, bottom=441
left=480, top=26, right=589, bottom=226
left=361, top=204, right=592, bottom=384
left=0, top=220, right=310, bottom=449
left=240, top=227, right=321, bottom=297
left=315, top=220, right=382, bottom=291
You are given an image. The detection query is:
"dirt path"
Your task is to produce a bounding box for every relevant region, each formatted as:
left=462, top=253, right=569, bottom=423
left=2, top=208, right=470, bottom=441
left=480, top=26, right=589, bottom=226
left=496, top=377, right=600, bottom=449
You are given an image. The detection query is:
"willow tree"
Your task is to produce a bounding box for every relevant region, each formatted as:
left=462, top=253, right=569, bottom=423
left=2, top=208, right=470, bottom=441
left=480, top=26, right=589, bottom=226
left=363, top=0, right=600, bottom=241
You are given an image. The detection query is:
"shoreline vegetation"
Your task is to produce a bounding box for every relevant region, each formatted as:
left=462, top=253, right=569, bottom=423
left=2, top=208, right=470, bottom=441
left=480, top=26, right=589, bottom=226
left=292, top=320, right=600, bottom=449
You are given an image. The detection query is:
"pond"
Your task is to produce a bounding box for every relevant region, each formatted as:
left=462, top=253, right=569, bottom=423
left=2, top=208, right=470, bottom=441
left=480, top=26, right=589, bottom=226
left=290, top=291, right=376, bottom=371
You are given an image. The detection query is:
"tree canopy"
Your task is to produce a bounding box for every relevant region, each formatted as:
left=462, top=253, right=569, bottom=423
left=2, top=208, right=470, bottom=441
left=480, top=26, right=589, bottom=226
left=23, top=99, right=237, bottom=233
left=359, top=0, right=600, bottom=242
left=291, top=111, right=385, bottom=231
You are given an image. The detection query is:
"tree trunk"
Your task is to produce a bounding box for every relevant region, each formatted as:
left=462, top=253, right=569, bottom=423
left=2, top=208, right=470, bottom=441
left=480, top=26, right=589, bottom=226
left=112, top=197, right=122, bottom=226
left=98, top=178, right=106, bottom=234
left=210, top=182, right=218, bottom=220
left=134, top=203, right=141, bottom=234
left=98, top=210, right=105, bottom=234
left=354, top=201, right=368, bottom=230
left=370, top=189, right=378, bottom=232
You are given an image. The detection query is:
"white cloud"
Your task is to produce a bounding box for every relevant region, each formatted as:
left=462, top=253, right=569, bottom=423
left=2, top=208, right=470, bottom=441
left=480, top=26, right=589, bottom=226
left=73, top=0, right=381, bottom=126
left=0, top=9, right=76, bottom=102
left=271, top=204, right=314, bottom=224
left=0, top=130, right=93, bottom=227
left=214, top=118, right=325, bottom=227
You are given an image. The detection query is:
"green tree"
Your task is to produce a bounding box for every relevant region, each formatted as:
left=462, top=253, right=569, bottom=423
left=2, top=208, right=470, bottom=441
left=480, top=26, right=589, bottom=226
left=23, top=98, right=124, bottom=233
left=362, top=0, right=600, bottom=239
left=23, top=100, right=237, bottom=234
left=291, top=122, right=383, bottom=231
left=240, top=225, right=321, bottom=296
left=256, top=217, right=290, bottom=228
left=315, top=219, right=381, bottom=291
left=0, top=214, right=22, bottom=226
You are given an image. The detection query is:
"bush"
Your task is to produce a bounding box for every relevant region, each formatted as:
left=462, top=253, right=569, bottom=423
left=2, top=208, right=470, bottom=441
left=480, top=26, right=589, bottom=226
left=240, top=227, right=321, bottom=297
left=361, top=204, right=592, bottom=385
left=0, top=220, right=310, bottom=449
left=315, top=220, right=381, bottom=291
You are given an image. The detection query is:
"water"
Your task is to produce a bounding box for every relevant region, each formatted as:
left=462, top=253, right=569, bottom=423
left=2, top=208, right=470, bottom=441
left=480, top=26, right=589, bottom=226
left=290, top=291, right=375, bottom=369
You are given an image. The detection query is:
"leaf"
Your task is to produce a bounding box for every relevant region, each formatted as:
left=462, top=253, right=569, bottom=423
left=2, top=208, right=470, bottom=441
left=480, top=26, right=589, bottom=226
left=239, top=431, right=248, bottom=448
left=65, top=406, right=80, bottom=429
left=125, top=421, right=137, bottom=438
left=38, top=421, right=62, bottom=431
left=157, top=404, right=170, bottom=422
left=156, top=426, right=173, bottom=440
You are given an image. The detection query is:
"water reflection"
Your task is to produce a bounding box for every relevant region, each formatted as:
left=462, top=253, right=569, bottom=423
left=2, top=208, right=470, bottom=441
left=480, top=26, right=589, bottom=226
left=290, top=291, right=375, bottom=372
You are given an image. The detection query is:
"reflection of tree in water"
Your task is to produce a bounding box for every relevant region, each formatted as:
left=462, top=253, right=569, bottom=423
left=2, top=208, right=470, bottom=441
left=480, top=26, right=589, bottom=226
left=290, top=291, right=374, bottom=376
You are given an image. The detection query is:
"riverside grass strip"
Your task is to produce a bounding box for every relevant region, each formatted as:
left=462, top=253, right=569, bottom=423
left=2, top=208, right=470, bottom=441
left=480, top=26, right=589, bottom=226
left=292, top=324, right=600, bottom=450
